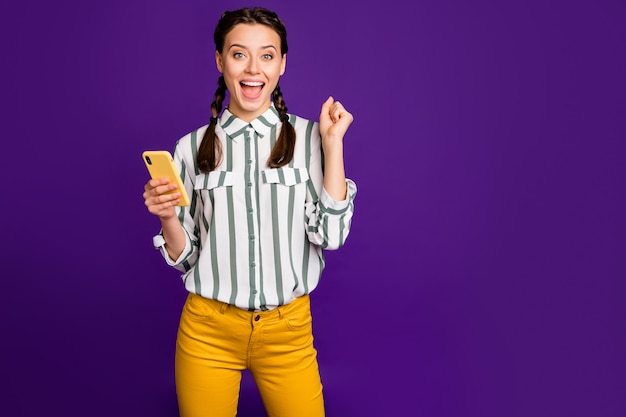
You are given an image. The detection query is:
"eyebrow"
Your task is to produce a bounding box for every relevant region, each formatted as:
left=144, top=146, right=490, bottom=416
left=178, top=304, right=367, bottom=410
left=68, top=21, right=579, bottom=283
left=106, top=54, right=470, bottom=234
left=227, top=43, right=278, bottom=52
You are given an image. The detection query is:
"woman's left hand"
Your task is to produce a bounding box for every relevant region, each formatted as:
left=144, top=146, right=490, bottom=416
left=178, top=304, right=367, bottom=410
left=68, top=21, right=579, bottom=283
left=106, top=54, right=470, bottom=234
left=319, top=96, right=353, bottom=146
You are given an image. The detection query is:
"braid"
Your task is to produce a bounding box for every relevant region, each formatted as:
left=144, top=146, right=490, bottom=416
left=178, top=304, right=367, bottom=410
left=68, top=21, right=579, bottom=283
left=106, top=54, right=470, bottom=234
left=213, top=76, right=227, bottom=117
left=272, top=85, right=287, bottom=115
left=268, top=84, right=296, bottom=167
left=197, top=76, right=227, bottom=173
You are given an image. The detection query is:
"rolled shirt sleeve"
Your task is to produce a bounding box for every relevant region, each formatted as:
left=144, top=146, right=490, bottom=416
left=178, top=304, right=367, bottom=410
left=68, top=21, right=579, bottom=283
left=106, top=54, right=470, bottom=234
left=305, top=178, right=357, bottom=250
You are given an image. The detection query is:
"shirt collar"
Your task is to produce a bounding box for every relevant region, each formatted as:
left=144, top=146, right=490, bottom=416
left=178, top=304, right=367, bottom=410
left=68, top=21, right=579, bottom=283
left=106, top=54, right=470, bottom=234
left=218, top=104, right=280, bottom=142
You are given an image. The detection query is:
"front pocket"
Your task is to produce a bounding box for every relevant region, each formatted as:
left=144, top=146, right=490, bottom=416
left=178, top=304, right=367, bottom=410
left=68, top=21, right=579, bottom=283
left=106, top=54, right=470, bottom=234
left=183, top=294, right=218, bottom=321
left=284, top=309, right=313, bottom=331
left=262, top=167, right=310, bottom=186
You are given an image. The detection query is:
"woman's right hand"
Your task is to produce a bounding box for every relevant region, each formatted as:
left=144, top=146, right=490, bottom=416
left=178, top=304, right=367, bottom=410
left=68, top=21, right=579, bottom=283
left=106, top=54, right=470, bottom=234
left=143, top=178, right=181, bottom=219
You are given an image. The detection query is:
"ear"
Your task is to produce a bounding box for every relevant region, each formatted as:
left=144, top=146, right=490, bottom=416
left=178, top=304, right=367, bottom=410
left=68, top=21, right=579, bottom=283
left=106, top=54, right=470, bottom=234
left=279, top=53, right=287, bottom=76
left=215, top=51, right=223, bottom=73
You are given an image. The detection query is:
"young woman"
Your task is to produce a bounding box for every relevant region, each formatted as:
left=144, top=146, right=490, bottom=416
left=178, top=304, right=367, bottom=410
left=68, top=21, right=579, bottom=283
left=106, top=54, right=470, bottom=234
left=143, top=7, right=357, bottom=417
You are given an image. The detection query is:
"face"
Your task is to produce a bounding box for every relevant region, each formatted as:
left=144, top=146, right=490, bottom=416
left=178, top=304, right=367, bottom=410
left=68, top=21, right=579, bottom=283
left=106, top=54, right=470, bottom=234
left=216, top=23, right=286, bottom=122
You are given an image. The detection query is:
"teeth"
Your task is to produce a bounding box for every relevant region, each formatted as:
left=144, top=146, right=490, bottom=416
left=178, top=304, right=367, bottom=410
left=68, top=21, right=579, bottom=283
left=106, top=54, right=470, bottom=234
left=241, top=81, right=263, bottom=87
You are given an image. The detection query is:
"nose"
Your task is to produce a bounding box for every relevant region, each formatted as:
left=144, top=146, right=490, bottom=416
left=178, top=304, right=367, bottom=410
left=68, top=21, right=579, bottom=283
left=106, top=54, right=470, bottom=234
left=246, top=58, right=259, bottom=74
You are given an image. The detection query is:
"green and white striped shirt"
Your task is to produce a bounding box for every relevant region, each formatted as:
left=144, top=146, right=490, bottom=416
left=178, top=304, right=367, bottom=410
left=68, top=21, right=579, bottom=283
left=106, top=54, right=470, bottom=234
left=153, top=105, right=357, bottom=311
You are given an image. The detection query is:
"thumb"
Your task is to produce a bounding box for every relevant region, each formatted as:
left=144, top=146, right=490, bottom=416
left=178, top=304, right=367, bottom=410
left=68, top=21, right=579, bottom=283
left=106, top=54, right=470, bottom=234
left=320, top=96, right=334, bottom=115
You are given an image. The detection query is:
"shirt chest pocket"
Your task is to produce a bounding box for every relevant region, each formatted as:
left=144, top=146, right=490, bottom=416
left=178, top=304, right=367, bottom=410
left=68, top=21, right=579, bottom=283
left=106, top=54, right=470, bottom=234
left=194, top=170, right=236, bottom=191
left=262, top=167, right=310, bottom=187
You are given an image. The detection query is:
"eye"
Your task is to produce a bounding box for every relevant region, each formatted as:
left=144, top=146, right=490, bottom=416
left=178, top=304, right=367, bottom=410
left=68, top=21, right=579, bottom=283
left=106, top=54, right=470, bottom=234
left=262, top=53, right=274, bottom=60
left=233, top=52, right=245, bottom=59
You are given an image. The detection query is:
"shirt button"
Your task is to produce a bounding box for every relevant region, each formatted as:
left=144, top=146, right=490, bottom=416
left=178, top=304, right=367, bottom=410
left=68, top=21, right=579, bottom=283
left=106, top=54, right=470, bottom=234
left=248, top=208, right=253, bottom=213
left=247, top=159, right=252, bottom=164
left=250, top=235, right=255, bottom=240
left=251, top=262, right=256, bottom=267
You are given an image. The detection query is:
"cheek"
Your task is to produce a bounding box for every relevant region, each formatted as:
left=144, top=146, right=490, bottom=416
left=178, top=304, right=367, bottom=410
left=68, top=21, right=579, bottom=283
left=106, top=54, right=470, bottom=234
left=220, top=74, right=238, bottom=94
left=222, top=65, right=240, bottom=82
left=271, top=64, right=284, bottom=79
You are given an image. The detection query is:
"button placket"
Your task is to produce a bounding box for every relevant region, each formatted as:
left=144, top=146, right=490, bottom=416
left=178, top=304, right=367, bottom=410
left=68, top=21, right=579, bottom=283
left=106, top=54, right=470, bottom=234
left=244, top=127, right=261, bottom=304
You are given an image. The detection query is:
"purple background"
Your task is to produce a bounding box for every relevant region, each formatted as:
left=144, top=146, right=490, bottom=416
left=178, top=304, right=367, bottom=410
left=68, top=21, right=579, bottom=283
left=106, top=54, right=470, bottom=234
left=2, top=0, right=625, bottom=416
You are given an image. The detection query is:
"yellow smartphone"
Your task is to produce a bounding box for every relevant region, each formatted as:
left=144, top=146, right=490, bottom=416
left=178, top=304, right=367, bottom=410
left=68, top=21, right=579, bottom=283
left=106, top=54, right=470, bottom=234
left=142, top=150, right=190, bottom=206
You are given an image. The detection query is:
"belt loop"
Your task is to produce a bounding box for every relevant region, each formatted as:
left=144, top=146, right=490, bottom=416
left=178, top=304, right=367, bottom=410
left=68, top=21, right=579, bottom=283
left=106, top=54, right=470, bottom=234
left=277, top=305, right=284, bottom=319
left=220, top=302, right=228, bottom=314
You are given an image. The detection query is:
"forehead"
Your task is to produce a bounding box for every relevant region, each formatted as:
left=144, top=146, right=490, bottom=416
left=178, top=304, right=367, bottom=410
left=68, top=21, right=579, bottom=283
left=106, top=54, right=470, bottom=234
left=224, top=23, right=281, bottom=50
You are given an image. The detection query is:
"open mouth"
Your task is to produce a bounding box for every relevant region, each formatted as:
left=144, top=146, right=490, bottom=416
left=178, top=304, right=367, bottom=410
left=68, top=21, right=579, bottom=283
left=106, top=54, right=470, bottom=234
left=239, top=81, right=264, bottom=100
left=239, top=81, right=264, bottom=99
left=240, top=81, right=264, bottom=88
left=239, top=81, right=265, bottom=100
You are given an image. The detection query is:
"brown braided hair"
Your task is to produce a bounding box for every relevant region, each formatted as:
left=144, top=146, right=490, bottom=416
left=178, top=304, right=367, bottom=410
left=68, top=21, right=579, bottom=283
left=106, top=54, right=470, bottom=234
left=196, top=7, right=296, bottom=173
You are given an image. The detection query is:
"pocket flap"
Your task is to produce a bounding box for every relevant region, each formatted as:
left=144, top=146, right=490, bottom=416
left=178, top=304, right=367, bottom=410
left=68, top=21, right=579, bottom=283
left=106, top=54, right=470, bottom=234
left=194, top=170, right=236, bottom=190
left=262, top=167, right=310, bottom=186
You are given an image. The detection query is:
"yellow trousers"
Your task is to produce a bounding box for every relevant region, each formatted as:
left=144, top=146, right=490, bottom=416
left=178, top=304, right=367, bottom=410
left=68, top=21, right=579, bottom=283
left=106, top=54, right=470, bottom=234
left=175, top=293, right=325, bottom=417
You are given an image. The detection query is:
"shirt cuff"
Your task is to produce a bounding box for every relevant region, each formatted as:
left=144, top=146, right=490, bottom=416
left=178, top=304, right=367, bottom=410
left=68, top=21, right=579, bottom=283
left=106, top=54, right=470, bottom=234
left=320, top=178, right=357, bottom=212
left=152, top=233, right=190, bottom=266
